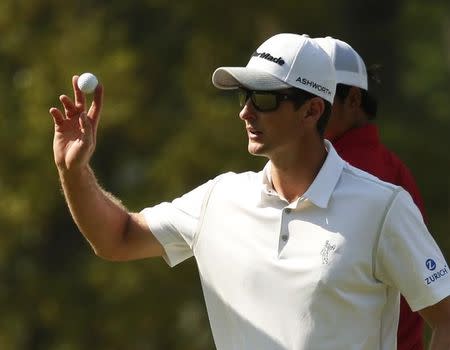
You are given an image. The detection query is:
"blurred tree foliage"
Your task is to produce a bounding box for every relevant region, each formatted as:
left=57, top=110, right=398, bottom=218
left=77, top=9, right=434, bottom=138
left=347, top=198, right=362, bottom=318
left=0, top=0, right=448, bottom=349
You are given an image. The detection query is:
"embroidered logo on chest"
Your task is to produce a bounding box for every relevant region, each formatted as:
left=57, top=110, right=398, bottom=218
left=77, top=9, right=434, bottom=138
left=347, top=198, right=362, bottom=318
left=320, top=240, right=337, bottom=265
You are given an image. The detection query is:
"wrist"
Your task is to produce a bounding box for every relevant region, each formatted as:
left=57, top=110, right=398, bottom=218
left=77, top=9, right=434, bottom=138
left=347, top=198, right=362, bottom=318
left=58, top=165, right=91, bottom=183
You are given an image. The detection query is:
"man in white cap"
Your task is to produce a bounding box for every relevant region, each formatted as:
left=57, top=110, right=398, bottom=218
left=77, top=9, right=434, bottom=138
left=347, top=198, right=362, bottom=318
left=49, top=33, right=450, bottom=349
left=315, top=36, right=427, bottom=350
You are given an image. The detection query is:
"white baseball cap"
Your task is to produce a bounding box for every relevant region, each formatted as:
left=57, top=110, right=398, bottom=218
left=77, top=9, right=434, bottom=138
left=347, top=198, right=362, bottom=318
left=314, top=36, right=368, bottom=90
left=212, top=33, right=336, bottom=103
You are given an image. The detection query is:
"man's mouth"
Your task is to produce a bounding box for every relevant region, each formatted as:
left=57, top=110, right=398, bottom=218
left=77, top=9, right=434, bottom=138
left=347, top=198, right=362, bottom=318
left=247, top=127, right=262, bottom=137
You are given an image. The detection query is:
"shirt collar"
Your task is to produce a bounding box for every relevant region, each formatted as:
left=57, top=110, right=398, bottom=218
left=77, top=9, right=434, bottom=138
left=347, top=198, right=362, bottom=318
left=260, top=140, right=345, bottom=208
left=304, top=140, right=345, bottom=208
left=261, top=162, right=274, bottom=195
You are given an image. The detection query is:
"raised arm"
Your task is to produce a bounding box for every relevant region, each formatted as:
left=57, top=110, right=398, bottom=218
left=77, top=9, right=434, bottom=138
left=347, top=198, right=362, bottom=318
left=49, top=76, right=163, bottom=261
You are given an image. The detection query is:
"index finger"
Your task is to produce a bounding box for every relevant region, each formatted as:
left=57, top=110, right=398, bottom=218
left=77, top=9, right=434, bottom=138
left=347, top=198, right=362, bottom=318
left=72, top=75, right=86, bottom=111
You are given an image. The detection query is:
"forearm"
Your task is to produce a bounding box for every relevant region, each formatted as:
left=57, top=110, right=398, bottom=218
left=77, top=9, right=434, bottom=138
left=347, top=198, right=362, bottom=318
left=59, top=165, right=129, bottom=258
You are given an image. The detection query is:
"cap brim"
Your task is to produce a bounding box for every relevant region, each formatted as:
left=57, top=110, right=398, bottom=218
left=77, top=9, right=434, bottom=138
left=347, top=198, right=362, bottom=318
left=212, top=67, right=291, bottom=91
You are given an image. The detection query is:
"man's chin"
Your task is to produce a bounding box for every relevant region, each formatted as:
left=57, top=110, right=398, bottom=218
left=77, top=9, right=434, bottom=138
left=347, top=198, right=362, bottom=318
left=248, top=144, right=267, bottom=157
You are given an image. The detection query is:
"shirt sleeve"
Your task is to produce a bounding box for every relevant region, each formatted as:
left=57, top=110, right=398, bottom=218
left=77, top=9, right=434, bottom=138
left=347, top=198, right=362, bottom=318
left=375, top=189, right=450, bottom=311
left=140, top=179, right=216, bottom=267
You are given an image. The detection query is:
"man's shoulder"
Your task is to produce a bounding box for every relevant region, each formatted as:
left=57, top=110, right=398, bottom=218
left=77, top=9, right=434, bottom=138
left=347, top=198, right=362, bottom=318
left=213, top=170, right=261, bottom=187
left=202, top=170, right=262, bottom=205
left=340, top=162, right=401, bottom=198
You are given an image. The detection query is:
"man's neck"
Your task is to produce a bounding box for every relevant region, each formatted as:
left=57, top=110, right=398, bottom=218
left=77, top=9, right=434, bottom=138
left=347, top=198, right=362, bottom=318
left=270, top=140, right=327, bottom=203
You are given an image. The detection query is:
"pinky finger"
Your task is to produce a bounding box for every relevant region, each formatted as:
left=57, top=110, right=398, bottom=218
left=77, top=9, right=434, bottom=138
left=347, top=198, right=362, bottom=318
left=49, top=107, right=65, bottom=125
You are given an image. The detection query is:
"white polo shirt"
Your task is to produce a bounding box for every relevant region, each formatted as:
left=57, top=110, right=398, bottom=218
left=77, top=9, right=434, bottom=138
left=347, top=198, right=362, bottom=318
left=142, top=141, right=450, bottom=350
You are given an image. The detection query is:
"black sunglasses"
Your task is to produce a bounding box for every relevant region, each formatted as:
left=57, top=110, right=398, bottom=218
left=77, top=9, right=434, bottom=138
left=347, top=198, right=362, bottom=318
left=238, top=88, right=305, bottom=112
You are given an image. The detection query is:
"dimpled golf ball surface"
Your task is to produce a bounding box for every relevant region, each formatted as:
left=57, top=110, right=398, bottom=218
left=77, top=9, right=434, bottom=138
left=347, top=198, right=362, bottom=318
left=77, top=73, right=98, bottom=94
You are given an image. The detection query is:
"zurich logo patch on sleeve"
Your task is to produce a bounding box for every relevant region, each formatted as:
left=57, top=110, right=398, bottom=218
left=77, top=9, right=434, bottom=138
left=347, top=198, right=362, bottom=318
left=424, top=258, right=448, bottom=285
left=426, top=259, right=437, bottom=271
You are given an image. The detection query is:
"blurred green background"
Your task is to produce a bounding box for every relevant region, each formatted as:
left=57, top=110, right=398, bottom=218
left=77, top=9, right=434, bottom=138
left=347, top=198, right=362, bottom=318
left=0, top=0, right=449, bottom=349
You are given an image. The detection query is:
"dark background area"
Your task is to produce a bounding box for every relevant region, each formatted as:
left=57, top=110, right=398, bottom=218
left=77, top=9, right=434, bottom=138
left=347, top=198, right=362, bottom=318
left=0, top=1, right=449, bottom=348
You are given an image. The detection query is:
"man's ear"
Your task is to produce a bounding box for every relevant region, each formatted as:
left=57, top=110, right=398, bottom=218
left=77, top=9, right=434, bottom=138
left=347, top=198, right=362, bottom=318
left=306, top=97, right=325, bottom=120
left=346, top=87, right=362, bottom=109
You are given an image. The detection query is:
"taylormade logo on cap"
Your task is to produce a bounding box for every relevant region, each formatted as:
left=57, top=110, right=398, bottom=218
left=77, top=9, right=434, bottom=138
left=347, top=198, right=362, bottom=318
left=251, top=51, right=285, bottom=66
left=212, top=33, right=336, bottom=103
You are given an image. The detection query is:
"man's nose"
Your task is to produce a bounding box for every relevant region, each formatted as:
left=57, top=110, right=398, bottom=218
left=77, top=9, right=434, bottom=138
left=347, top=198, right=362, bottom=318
left=239, top=100, right=257, bottom=121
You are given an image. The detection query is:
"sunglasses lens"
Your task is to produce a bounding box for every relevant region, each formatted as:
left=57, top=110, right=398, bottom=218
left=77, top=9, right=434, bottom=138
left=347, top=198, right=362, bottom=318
left=252, top=92, right=277, bottom=111
left=238, top=90, right=280, bottom=111
left=238, top=89, right=248, bottom=108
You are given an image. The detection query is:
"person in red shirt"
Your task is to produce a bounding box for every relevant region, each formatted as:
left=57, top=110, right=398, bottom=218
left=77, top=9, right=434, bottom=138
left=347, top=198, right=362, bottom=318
left=315, top=36, right=425, bottom=350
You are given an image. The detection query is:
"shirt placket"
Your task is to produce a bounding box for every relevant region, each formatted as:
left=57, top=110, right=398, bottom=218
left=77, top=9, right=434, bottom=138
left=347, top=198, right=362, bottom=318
left=278, top=199, right=306, bottom=255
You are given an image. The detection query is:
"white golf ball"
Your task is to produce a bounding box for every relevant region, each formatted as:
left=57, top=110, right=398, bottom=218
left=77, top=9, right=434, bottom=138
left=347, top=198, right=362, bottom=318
left=77, top=72, right=98, bottom=94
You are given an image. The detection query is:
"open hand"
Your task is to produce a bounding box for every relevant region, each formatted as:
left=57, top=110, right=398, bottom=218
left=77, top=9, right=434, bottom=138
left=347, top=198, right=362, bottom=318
left=49, top=75, right=103, bottom=172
